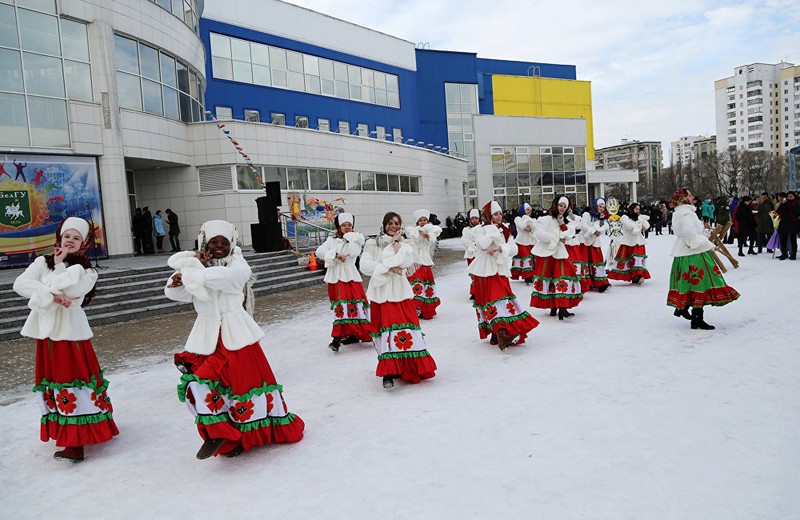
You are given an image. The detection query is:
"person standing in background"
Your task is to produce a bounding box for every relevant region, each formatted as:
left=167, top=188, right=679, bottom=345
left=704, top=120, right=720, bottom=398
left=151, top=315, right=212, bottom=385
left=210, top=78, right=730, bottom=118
left=153, top=210, right=167, bottom=253
left=141, top=207, right=155, bottom=255
left=166, top=209, right=181, bottom=252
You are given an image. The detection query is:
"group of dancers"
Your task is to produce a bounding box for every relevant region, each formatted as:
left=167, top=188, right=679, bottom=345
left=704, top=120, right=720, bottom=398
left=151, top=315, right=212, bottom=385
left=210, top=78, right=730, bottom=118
left=11, top=188, right=739, bottom=462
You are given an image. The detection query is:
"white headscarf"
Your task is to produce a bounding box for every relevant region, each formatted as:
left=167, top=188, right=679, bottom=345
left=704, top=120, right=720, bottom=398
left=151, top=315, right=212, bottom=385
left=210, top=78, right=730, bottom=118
left=61, top=217, right=90, bottom=241
left=412, top=209, right=430, bottom=224
left=197, top=220, right=255, bottom=317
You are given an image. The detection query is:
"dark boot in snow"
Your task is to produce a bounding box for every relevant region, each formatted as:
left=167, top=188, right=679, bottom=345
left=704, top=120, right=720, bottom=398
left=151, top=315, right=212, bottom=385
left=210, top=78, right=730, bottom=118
left=196, top=438, right=226, bottom=460
left=382, top=376, right=394, bottom=389
left=54, top=446, right=84, bottom=462
left=673, top=307, right=692, bottom=320
left=328, top=337, right=342, bottom=352
left=691, top=308, right=715, bottom=330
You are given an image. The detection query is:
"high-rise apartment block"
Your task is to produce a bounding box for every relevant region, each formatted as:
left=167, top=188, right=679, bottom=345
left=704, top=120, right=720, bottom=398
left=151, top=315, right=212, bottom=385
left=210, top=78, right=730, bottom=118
left=715, top=62, right=797, bottom=154
left=670, top=135, right=717, bottom=169
left=595, top=140, right=662, bottom=192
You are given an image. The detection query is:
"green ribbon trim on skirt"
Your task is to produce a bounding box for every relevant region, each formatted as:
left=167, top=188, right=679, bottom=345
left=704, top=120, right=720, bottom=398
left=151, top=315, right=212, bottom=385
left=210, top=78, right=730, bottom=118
left=177, top=374, right=282, bottom=403
left=329, top=298, right=370, bottom=310
left=377, top=350, right=432, bottom=361
left=194, top=412, right=299, bottom=430
left=472, top=295, right=517, bottom=310
left=532, top=275, right=582, bottom=283
left=408, top=278, right=435, bottom=286
left=371, top=322, right=422, bottom=337
left=530, top=292, right=583, bottom=300
left=333, top=318, right=371, bottom=325
left=40, top=411, right=114, bottom=426
left=413, top=296, right=439, bottom=304
left=33, top=372, right=110, bottom=395
left=477, top=313, right=533, bottom=330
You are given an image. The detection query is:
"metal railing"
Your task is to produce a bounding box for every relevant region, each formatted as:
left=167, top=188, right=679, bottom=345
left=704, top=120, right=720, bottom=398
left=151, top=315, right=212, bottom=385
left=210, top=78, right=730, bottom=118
left=279, top=212, right=335, bottom=255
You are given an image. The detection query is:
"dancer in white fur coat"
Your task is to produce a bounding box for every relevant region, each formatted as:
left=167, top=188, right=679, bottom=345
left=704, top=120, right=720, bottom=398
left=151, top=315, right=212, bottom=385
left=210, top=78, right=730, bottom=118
left=608, top=202, right=651, bottom=285
left=529, top=196, right=584, bottom=320
left=166, top=220, right=304, bottom=459
left=315, top=213, right=371, bottom=351
left=511, top=203, right=536, bottom=284
left=360, top=212, right=437, bottom=389
left=468, top=201, right=539, bottom=350
left=13, top=217, right=118, bottom=462
left=580, top=198, right=611, bottom=292
left=405, top=208, right=442, bottom=319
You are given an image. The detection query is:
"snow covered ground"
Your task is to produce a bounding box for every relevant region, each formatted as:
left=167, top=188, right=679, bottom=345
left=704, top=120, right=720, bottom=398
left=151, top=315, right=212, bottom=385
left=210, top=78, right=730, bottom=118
left=2, top=234, right=799, bottom=519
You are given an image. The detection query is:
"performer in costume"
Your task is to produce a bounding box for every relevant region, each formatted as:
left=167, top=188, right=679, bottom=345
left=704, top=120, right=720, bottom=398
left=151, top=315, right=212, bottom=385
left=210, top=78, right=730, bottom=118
left=13, top=217, right=118, bottom=462
left=511, top=203, right=536, bottom=285
left=667, top=189, right=740, bottom=329
left=580, top=198, right=611, bottom=293
left=530, top=196, right=584, bottom=320
left=360, top=212, right=437, bottom=389
left=469, top=201, right=539, bottom=350
left=564, top=200, right=588, bottom=291
left=166, top=220, right=304, bottom=459
left=315, top=213, right=371, bottom=351
left=461, top=208, right=481, bottom=299
left=608, top=203, right=651, bottom=285
left=405, top=209, right=442, bottom=319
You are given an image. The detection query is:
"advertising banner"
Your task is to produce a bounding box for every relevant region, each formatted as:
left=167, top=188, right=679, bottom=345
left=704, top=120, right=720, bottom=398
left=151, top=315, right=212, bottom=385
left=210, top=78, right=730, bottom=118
left=0, top=154, right=105, bottom=268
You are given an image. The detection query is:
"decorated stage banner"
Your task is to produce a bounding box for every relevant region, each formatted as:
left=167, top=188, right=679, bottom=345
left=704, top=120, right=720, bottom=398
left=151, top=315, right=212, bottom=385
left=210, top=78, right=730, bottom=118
left=0, top=154, right=106, bottom=268
left=286, top=191, right=345, bottom=237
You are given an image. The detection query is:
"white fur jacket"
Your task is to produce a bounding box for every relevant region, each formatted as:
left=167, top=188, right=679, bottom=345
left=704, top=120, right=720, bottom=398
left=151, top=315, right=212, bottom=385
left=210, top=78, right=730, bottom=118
left=360, top=235, right=416, bottom=303
left=581, top=213, right=609, bottom=248
left=405, top=223, right=441, bottom=266
left=671, top=204, right=715, bottom=258
left=315, top=232, right=365, bottom=284
left=531, top=216, right=574, bottom=260
left=468, top=224, right=517, bottom=278
left=618, top=215, right=650, bottom=247
left=461, top=225, right=479, bottom=260
left=13, top=256, right=97, bottom=340
left=564, top=214, right=583, bottom=247
left=164, top=251, right=264, bottom=355
left=513, top=215, right=537, bottom=246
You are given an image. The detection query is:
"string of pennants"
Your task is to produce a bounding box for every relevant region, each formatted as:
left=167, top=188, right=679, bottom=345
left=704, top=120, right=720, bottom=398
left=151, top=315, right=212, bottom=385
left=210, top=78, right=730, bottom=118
left=205, top=111, right=264, bottom=187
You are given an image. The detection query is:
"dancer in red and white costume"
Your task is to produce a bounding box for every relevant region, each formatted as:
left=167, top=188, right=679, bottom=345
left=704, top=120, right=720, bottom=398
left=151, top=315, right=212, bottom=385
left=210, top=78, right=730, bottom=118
left=511, top=203, right=536, bottom=285
left=360, top=212, right=437, bottom=389
left=608, top=203, right=651, bottom=285
left=461, top=208, right=481, bottom=300
left=580, top=197, right=611, bottom=293
left=564, top=200, right=588, bottom=292
left=316, top=212, right=371, bottom=352
left=13, top=217, right=119, bottom=462
left=405, top=209, right=442, bottom=319
left=166, top=220, right=304, bottom=459
left=469, top=201, right=539, bottom=350
left=530, top=196, right=584, bottom=320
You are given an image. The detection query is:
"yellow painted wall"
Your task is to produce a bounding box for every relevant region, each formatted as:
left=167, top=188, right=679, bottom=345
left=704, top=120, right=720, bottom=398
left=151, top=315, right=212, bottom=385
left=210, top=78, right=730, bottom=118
left=492, top=75, right=595, bottom=160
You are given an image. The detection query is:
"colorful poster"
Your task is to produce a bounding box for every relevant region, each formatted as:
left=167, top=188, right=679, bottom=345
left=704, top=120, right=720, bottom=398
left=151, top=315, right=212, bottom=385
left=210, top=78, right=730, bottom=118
left=0, top=154, right=105, bottom=268
left=286, top=191, right=345, bottom=237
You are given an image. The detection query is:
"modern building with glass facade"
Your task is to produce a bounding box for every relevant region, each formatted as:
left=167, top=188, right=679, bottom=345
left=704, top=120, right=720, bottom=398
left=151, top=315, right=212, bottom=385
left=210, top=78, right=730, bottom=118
left=0, top=0, right=595, bottom=261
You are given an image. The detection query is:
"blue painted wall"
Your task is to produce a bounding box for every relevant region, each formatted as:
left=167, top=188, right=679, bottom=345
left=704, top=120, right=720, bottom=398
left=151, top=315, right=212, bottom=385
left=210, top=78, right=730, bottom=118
left=200, top=19, right=578, bottom=152
left=200, top=19, right=420, bottom=139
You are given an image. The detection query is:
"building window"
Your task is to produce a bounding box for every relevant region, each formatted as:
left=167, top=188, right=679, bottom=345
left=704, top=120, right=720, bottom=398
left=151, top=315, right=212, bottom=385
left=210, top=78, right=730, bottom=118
left=295, top=115, right=309, bottom=128
left=209, top=32, right=400, bottom=108
left=0, top=5, right=94, bottom=147
left=375, top=126, right=386, bottom=140
left=356, top=123, right=368, bottom=137
left=270, top=112, right=285, bottom=125
left=114, top=34, right=203, bottom=123
left=393, top=127, right=403, bottom=143
left=243, top=109, right=260, bottom=122
left=317, top=118, right=330, bottom=131
left=216, top=106, right=232, bottom=120
left=338, top=121, right=350, bottom=134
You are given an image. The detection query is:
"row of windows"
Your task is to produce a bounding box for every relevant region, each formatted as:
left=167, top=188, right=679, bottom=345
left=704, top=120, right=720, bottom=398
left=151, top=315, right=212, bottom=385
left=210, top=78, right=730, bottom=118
left=492, top=172, right=587, bottom=187
left=114, top=34, right=204, bottom=123
left=445, top=83, right=479, bottom=190
left=0, top=2, right=91, bottom=148
left=232, top=165, right=421, bottom=194
left=148, top=0, right=200, bottom=33
left=213, top=106, right=404, bottom=141
left=210, top=33, right=400, bottom=109
left=491, top=146, right=588, bottom=173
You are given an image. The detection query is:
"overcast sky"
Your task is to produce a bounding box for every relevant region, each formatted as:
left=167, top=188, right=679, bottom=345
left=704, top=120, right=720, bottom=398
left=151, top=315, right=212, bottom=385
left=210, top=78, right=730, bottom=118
left=285, top=0, right=800, bottom=163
